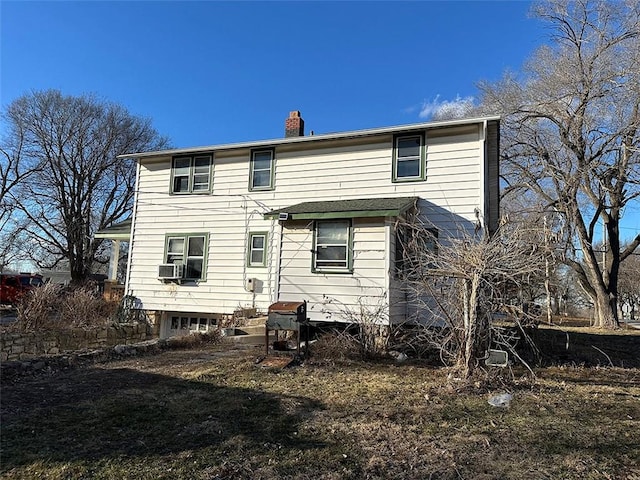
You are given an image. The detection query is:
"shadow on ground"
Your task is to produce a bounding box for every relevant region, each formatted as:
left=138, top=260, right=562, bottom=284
left=1, top=364, right=327, bottom=471
left=520, top=327, right=640, bottom=368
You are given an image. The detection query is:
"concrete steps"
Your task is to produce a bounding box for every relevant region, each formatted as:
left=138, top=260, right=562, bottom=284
left=235, top=325, right=266, bottom=336
left=224, top=316, right=270, bottom=345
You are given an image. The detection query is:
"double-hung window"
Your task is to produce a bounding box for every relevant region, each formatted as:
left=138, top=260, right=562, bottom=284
left=249, top=148, right=274, bottom=191
left=165, top=233, right=208, bottom=280
left=171, top=155, right=212, bottom=193
left=313, top=220, right=352, bottom=272
left=393, top=134, right=425, bottom=182
left=247, top=232, right=268, bottom=267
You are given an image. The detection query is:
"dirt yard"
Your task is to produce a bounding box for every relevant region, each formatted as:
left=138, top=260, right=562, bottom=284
left=2, top=337, right=639, bottom=480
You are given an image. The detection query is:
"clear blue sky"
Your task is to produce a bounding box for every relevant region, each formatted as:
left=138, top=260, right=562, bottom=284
left=1, top=0, right=638, bottom=239
left=2, top=1, right=541, bottom=145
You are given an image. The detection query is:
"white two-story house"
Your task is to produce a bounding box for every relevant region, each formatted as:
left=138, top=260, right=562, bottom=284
left=117, top=112, right=500, bottom=338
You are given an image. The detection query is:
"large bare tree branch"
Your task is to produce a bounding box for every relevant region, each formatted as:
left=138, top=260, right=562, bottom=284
left=479, top=0, right=640, bottom=328
left=2, top=90, right=169, bottom=281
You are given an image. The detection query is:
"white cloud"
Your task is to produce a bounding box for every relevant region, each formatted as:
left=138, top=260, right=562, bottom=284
left=419, top=95, right=475, bottom=120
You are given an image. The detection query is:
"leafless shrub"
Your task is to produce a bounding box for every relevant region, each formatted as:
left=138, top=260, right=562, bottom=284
left=14, top=283, right=118, bottom=332
left=59, top=286, right=116, bottom=328
left=318, top=294, right=390, bottom=359
left=396, top=215, right=550, bottom=379
left=310, top=329, right=362, bottom=361
left=15, top=282, right=62, bottom=331
left=165, top=330, right=222, bottom=349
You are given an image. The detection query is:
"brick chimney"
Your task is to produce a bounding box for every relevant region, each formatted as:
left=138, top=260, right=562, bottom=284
left=284, top=111, right=305, bottom=137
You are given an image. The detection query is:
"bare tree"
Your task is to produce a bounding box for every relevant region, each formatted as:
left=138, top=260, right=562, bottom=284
left=479, top=0, right=640, bottom=328
left=397, top=217, right=548, bottom=379
left=0, top=109, right=43, bottom=271
left=2, top=90, right=169, bottom=282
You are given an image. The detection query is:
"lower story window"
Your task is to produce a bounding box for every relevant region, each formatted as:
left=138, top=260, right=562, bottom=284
left=313, top=219, right=352, bottom=272
left=248, top=232, right=268, bottom=267
left=165, top=233, right=208, bottom=280
left=170, top=316, right=217, bottom=332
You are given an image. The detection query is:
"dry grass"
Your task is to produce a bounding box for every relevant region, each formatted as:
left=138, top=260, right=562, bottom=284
left=2, top=337, right=639, bottom=480
left=12, top=283, right=119, bottom=332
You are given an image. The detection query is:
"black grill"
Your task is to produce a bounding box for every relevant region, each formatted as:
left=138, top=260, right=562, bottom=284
left=266, top=301, right=307, bottom=354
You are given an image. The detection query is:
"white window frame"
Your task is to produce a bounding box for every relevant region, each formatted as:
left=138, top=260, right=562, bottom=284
left=170, top=315, right=217, bottom=333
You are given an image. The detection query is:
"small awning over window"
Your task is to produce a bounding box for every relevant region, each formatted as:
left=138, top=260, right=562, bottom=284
left=94, top=219, right=132, bottom=240
left=264, top=197, right=419, bottom=221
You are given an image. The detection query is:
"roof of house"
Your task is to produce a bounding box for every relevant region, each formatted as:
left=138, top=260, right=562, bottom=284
left=94, top=219, right=132, bottom=240
left=117, top=115, right=500, bottom=160
left=264, top=197, right=419, bottom=221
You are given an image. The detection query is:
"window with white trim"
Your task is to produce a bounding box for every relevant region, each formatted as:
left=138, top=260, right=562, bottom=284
left=249, top=149, right=274, bottom=191
left=171, top=155, right=212, bottom=193
left=170, top=316, right=217, bottom=333
left=165, top=234, right=208, bottom=280
left=313, top=220, right=352, bottom=272
left=248, top=232, right=267, bottom=267
left=393, top=134, right=424, bottom=181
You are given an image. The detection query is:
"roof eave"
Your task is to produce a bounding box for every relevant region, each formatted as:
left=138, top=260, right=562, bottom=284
left=94, top=233, right=131, bottom=240
left=264, top=209, right=406, bottom=221
left=117, top=115, right=501, bottom=160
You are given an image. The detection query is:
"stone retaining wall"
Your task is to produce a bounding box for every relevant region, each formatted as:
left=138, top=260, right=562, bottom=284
left=1, top=323, right=159, bottom=362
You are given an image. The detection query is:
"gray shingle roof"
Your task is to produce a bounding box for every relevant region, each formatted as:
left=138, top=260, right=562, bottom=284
left=264, top=197, right=419, bottom=220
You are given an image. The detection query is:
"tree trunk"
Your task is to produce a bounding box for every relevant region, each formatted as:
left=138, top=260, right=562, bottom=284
left=592, top=288, right=619, bottom=329
left=458, top=275, right=483, bottom=379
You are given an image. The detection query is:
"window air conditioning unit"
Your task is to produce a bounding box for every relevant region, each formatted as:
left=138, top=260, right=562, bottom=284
left=158, top=263, right=184, bottom=280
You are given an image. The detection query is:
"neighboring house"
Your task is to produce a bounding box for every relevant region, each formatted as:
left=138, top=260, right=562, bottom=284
left=118, top=112, right=500, bottom=338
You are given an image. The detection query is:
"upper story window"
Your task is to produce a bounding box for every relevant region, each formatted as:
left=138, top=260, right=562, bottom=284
left=393, top=134, right=425, bottom=182
left=165, top=233, right=208, bottom=280
left=171, top=155, right=212, bottom=194
left=313, top=220, right=352, bottom=273
left=249, top=148, right=274, bottom=191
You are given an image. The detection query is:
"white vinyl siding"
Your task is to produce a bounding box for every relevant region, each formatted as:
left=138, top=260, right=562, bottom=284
left=278, top=219, right=387, bottom=323
left=126, top=121, right=491, bottom=325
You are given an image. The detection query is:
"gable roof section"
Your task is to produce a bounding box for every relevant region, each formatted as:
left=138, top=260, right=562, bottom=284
left=117, top=115, right=500, bottom=160
left=264, top=197, right=419, bottom=221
